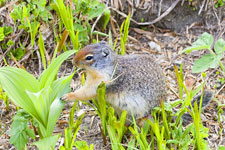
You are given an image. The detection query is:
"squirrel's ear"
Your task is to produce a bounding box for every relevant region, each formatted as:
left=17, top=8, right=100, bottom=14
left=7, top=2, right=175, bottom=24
left=99, top=41, right=107, bottom=45
left=102, top=48, right=109, bottom=57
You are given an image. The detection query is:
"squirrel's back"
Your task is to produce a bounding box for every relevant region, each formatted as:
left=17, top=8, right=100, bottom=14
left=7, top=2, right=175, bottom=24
left=105, top=54, right=166, bottom=120
left=65, top=41, right=213, bottom=125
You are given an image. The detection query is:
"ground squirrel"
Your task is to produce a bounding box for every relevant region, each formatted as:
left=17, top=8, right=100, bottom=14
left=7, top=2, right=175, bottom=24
left=62, top=41, right=213, bottom=124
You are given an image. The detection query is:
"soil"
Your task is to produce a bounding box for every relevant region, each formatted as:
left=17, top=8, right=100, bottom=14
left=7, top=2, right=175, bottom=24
left=117, top=0, right=225, bottom=32
left=0, top=0, right=225, bottom=149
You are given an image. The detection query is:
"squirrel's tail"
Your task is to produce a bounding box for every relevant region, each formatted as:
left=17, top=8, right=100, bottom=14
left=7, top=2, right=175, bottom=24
left=180, top=90, right=213, bottom=126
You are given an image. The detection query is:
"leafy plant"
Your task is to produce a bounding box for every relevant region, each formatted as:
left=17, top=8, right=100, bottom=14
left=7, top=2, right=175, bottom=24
left=9, top=109, right=36, bottom=150
left=174, top=65, right=210, bottom=149
left=190, top=99, right=210, bottom=150
left=52, top=0, right=77, bottom=49
left=10, top=0, right=51, bottom=48
left=99, top=9, right=111, bottom=30
left=0, top=26, right=13, bottom=41
left=129, top=115, right=151, bottom=150
left=107, top=107, right=127, bottom=150
left=181, top=32, right=225, bottom=74
left=0, top=50, right=76, bottom=149
left=215, top=0, right=225, bottom=8
left=60, top=101, right=86, bottom=150
left=219, top=145, right=225, bottom=150
left=91, top=82, right=108, bottom=145
left=81, top=82, right=128, bottom=147
left=7, top=45, right=26, bottom=61
left=74, top=141, right=94, bottom=150
left=166, top=121, right=192, bottom=150
left=52, top=0, right=109, bottom=47
left=27, top=19, right=40, bottom=47
left=10, top=0, right=51, bottom=27
left=0, top=0, right=7, bottom=6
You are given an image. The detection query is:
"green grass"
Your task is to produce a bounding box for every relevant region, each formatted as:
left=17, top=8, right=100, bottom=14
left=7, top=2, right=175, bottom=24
left=81, top=64, right=211, bottom=149
left=0, top=0, right=220, bottom=149
left=120, top=13, right=131, bottom=55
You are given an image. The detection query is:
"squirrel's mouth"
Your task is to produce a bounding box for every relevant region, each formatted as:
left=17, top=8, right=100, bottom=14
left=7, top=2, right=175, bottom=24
left=72, top=58, right=76, bottom=65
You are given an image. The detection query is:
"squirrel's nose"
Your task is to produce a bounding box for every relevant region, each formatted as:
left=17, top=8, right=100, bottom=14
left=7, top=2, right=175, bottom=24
left=72, top=57, right=77, bottom=65
left=72, top=54, right=80, bottom=66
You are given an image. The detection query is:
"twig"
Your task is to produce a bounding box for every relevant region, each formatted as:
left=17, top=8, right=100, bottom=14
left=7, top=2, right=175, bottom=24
left=0, top=29, right=24, bottom=63
left=99, top=124, right=107, bottom=146
left=213, top=5, right=221, bottom=30
left=210, top=20, right=225, bottom=50
left=198, top=0, right=206, bottom=15
left=167, top=85, right=179, bottom=99
left=158, top=0, right=163, bottom=17
left=127, top=0, right=134, bottom=18
left=132, top=0, right=150, bottom=11
left=91, top=14, right=103, bottom=35
left=216, top=84, right=225, bottom=95
left=10, top=52, right=24, bottom=69
left=181, top=0, right=185, bottom=6
left=91, top=0, right=110, bottom=35
left=205, top=0, right=209, bottom=11
left=36, top=50, right=42, bottom=75
left=110, top=0, right=180, bottom=26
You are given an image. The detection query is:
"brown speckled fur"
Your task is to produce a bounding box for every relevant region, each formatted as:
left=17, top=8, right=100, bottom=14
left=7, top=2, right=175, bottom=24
left=106, top=54, right=166, bottom=120
left=63, top=41, right=166, bottom=122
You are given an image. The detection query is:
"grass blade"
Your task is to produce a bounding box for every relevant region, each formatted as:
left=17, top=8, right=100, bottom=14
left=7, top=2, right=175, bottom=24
left=39, top=31, right=47, bottom=70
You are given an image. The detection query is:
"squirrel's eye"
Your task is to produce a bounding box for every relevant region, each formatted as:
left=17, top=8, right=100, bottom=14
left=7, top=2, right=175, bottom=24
left=85, top=55, right=93, bottom=60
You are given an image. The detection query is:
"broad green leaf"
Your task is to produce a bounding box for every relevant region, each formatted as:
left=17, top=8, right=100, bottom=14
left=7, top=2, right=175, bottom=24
left=181, top=32, right=214, bottom=53
left=50, top=74, right=74, bottom=103
left=33, top=134, right=61, bottom=150
left=182, top=45, right=209, bottom=54
left=39, top=50, right=75, bottom=88
left=87, top=4, right=105, bottom=20
left=26, top=87, right=52, bottom=128
left=102, top=9, right=110, bottom=30
left=214, top=38, right=225, bottom=55
left=46, top=74, right=74, bottom=136
left=0, top=67, right=40, bottom=113
left=47, top=98, right=65, bottom=136
left=192, top=32, right=214, bottom=47
left=8, top=47, right=26, bottom=60
left=192, top=54, right=221, bottom=73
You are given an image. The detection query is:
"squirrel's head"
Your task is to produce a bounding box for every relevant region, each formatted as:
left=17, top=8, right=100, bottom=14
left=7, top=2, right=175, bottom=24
left=73, top=41, right=117, bottom=71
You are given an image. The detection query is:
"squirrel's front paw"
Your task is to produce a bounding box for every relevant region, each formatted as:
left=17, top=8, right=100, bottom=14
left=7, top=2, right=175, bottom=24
left=61, top=93, right=76, bottom=102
